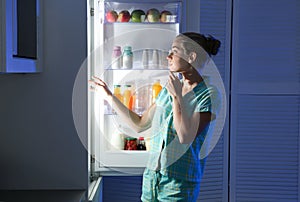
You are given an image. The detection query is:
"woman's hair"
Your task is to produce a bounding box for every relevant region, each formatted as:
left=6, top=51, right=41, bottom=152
left=175, top=32, right=221, bottom=68
left=178, top=32, right=221, bottom=56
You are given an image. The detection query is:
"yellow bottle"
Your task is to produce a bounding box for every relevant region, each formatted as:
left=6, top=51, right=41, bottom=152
left=152, top=79, right=162, bottom=103
left=113, top=85, right=123, bottom=103
left=123, top=84, right=132, bottom=109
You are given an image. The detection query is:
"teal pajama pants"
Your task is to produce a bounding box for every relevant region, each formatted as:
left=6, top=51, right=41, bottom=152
left=141, top=168, right=200, bottom=202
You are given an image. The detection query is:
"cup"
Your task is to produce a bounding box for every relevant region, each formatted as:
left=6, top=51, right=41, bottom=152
left=142, top=49, right=150, bottom=69
left=160, top=50, right=169, bottom=68
left=152, top=49, right=159, bottom=68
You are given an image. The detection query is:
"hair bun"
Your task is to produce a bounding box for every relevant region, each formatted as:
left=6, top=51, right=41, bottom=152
left=206, top=35, right=221, bottom=56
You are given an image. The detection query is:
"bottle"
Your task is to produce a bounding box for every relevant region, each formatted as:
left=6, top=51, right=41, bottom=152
left=152, top=49, right=159, bottom=68
left=137, top=137, right=146, bottom=150
left=122, top=46, right=133, bottom=69
left=111, top=46, right=122, bottom=69
left=113, top=85, right=123, bottom=103
left=123, top=84, right=132, bottom=109
left=152, top=79, right=162, bottom=103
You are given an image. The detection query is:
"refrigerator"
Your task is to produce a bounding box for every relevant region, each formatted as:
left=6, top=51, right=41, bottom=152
left=87, top=0, right=182, bottom=179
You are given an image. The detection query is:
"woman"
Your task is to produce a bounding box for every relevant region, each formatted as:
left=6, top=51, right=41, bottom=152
left=90, top=32, right=221, bottom=201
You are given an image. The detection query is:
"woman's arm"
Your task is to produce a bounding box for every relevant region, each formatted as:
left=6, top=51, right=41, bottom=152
left=172, top=96, right=211, bottom=144
left=89, top=76, right=156, bottom=133
left=166, top=72, right=212, bottom=144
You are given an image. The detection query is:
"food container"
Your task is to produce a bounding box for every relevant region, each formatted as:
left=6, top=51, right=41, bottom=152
left=124, top=137, right=137, bottom=150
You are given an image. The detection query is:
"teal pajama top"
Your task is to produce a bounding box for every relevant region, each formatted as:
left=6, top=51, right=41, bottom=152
left=147, top=80, right=216, bottom=182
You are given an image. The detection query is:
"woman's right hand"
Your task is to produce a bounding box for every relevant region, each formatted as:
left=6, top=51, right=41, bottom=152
left=89, top=76, right=112, bottom=100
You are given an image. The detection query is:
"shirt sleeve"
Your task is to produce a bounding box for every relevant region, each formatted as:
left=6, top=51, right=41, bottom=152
left=195, top=86, right=219, bottom=113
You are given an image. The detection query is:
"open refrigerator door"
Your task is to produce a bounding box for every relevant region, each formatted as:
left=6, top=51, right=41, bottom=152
left=88, top=0, right=182, bottom=177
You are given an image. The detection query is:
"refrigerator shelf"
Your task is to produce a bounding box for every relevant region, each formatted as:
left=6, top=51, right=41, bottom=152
left=105, top=150, right=148, bottom=154
left=104, top=22, right=179, bottom=25
left=104, top=68, right=169, bottom=70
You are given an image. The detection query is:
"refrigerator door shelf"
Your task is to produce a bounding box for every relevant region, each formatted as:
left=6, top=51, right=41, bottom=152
left=98, top=167, right=146, bottom=176
left=99, top=150, right=149, bottom=168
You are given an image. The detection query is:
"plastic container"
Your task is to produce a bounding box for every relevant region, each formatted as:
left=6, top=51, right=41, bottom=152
left=111, top=46, right=122, bottom=69
left=122, top=46, right=133, bottom=69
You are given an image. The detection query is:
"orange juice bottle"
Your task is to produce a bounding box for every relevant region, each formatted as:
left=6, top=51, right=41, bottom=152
left=113, top=85, right=123, bottom=103
left=152, top=79, right=162, bottom=103
left=123, top=84, right=132, bottom=109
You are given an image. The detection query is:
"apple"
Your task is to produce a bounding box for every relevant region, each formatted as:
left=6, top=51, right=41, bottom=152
left=160, top=10, right=172, bottom=22
left=146, top=8, right=160, bottom=22
left=105, top=10, right=118, bottom=23
left=117, top=10, right=131, bottom=22
left=131, top=9, right=145, bottom=22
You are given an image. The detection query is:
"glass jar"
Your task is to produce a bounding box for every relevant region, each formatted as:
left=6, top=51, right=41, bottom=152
left=124, top=137, right=137, bottom=150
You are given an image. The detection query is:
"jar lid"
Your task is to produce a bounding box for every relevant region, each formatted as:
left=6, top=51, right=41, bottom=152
left=138, top=137, right=144, bottom=140
left=125, top=137, right=137, bottom=141
left=124, top=46, right=132, bottom=51
left=113, top=46, right=121, bottom=50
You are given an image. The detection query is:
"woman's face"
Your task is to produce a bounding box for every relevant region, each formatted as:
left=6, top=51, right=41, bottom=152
left=167, top=37, right=191, bottom=72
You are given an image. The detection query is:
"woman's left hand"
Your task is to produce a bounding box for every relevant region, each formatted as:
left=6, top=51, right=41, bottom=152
left=166, top=71, right=182, bottom=99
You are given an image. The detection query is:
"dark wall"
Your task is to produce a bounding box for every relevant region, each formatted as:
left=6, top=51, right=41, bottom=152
left=0, top=0, right=88, bottom=192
